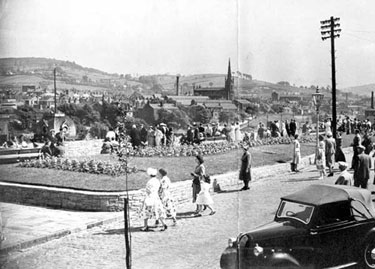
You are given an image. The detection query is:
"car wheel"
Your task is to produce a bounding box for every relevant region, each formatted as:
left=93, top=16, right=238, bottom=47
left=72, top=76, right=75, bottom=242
left=364, top=241, right=375, bottom=268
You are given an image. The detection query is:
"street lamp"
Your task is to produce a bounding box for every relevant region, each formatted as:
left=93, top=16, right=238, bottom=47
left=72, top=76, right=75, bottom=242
left=312, top=87, right=324, bottom=160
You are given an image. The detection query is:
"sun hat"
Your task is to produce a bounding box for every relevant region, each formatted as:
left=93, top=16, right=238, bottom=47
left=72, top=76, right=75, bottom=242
left=338, top=162, right=348, bottom=170
left=146, top=167, right=157, bottom=176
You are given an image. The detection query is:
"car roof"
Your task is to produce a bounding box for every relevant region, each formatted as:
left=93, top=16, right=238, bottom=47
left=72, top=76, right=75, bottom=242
left=282, top=184, right=375, bottom=211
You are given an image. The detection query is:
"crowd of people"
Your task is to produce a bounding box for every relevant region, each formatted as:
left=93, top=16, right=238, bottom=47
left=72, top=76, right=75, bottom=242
left=1, top=134, right=37, bottom=149
left=39, top=126, right=68, bottom=158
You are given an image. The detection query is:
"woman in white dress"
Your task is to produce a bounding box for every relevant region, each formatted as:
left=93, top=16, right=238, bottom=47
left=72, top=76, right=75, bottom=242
left=158, top=168, right=177, bottom=225
left=140, top=168, right=167, bottom=231
left=291, top=134, right=301, bottom=172
left=234, top=122, right=242, bottom=142
left=229, top=123, right=235, bottom=142
left=196, top=176, right=215, bottom=216
left=316, top=137, right=327, bottom=180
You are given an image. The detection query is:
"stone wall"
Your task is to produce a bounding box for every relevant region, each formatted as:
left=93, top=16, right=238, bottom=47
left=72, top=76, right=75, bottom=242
left=0, top=152, right=314, bottom=212
left=1, top=148, right=351, bottom=212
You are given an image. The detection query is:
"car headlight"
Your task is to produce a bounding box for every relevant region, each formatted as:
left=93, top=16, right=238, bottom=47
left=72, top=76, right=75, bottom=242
left=228, top=237, right=237, bottom=248
left=253, top=243, right=264, bottom=257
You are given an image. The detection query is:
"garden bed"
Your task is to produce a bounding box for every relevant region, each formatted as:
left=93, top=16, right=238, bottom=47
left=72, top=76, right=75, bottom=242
left=0, top=134, right=353, bottom=191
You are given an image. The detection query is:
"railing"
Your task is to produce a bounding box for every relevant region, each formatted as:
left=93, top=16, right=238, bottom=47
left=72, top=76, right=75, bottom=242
left=0, top=147, right=42, bottom=164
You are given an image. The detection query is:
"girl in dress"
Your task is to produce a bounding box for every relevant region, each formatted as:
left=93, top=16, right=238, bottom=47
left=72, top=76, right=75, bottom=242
left=158, top=168, right=177, bottom=225
left=196, top=175, right=215, bottom=216
left=316, top=139, right=327, bottom=180
left=140, top=168, right=167, bottom=231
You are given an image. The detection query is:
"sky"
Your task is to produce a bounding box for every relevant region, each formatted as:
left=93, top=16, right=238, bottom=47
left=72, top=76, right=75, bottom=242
left=1, top=0, right=375, bottom=88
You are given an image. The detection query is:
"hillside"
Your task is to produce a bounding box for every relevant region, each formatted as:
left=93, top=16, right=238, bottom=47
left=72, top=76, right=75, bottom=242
left=0, top=57, right=341, bottom=98
left=342, top=84, right=375, bottom=98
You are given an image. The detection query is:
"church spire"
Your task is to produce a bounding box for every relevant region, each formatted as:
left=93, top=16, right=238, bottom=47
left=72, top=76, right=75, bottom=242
left=227, top=58, right=232, bottom=80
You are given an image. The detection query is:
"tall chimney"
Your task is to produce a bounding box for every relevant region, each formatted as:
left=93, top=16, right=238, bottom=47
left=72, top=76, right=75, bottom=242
left=176, top=76, right=180, bottom=96
left=372, top=91, right=374, bottom=109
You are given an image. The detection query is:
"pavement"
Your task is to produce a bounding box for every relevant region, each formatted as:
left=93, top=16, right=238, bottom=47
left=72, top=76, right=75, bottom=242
left=1, top=149, right=375, bottom=268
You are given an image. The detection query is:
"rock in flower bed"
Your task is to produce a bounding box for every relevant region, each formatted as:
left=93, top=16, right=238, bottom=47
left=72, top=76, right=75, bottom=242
left=120, top=135, right=316, bottom=158
left=18, top=156, right=138, bottom=176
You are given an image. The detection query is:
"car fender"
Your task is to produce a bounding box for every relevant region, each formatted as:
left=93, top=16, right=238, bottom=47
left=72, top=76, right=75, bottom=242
left=268, top=252, right=301, bottom=267
left=220, top=247, right=238, bottom=269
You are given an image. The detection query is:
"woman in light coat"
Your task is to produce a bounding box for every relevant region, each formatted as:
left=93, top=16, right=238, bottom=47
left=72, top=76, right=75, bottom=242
left=291, top=134, right=301, bottom=172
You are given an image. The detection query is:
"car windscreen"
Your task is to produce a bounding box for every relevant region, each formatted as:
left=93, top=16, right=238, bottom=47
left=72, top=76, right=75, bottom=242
left=276, top=200, right=314, bottom=224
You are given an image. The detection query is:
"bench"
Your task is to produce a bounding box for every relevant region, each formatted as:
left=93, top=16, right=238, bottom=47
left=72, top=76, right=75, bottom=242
left=0, top=147, right=42, bottom=164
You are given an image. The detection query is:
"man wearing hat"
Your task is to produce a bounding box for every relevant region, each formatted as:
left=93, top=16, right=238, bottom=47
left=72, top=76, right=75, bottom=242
left=239, top=144, right=252, bottom=190
left=354, top=145, right=371, bottom=189
left=325, top=131, right=336, bottom=177
left=335, top=162, right=353, bottom=185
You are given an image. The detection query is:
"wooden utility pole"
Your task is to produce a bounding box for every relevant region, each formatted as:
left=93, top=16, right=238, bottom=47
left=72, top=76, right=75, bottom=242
left=321, top=16, right=341, bottom=139
left=54, top=68, right=57, bottom=114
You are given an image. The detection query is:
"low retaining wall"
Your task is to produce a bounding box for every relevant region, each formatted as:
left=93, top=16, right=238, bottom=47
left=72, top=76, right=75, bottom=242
left=0, top=153, right=313, bottom=212
left=0, top=148, right=352, bottom=212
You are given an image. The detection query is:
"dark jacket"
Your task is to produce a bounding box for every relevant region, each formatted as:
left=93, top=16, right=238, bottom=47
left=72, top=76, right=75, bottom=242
left=354, top=152, right=372, bottom=181
left=239, top=150, right=252, bottom=182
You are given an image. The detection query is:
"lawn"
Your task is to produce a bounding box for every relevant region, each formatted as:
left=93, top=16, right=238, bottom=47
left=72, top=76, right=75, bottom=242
left=0, top=134, right=354, bottom=191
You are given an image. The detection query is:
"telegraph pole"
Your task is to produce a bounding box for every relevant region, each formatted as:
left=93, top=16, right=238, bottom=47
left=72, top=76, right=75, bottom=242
left=53, top=68, right=57, bottom=114
left=321, top=16, right=341, bottom=139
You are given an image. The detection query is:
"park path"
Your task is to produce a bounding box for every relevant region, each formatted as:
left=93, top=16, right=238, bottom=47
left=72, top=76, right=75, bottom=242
left=2, top=150, right=373, bottom=269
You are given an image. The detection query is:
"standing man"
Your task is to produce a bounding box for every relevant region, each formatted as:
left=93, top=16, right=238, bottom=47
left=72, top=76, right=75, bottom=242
left=354, top=145, right=371, bottom=189
left=289, top=119, right=297, bottom=137
left=239, top=144, right=252, bottom=191
left=325, top=131, right=336, bottom=177
left=351, top=129, right=361, bottom=169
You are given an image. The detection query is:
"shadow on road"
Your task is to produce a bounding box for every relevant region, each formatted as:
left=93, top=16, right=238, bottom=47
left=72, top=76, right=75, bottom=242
left=282, top=176, right=320, bottom=183
left=94, top=225, right=168, bottom=235
left=216, top=189, right=241, bottom=194
left=176, top=211, right=205, bottom=219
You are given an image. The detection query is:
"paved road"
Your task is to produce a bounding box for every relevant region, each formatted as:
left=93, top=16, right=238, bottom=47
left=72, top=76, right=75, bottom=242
left=2, top=152, right=375, bottom=269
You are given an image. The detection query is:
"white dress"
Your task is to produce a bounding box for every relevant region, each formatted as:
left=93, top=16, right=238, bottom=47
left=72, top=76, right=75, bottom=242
left=140, top=177, right=166, bottom=219
left=196, top=181, right=214, bottom=205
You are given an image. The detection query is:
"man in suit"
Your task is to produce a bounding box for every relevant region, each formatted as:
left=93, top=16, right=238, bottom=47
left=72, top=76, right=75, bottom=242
left=239, top=144, right=252, bottom=191
left=325, top=131, right=336, bottom=177
left=351, top=129, right=361, bottom=169
left=354, top=145, right=372, bottom=189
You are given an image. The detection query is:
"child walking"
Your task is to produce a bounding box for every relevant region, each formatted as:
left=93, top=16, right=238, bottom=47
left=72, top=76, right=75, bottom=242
left=195, top=175, right=216, bottom=216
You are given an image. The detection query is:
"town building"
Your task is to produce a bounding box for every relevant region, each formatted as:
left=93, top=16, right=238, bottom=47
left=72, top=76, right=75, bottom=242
left=193, top=59, right=234, bottom=100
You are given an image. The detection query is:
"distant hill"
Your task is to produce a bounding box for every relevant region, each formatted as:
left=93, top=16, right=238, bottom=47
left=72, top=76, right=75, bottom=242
left=342, top=84, right=375, bottom=98
left=0, top=57, right=353, bottom=99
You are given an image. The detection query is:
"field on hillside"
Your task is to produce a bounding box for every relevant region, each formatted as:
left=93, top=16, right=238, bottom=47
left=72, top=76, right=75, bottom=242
left=0, top=134, right=354, bottom=191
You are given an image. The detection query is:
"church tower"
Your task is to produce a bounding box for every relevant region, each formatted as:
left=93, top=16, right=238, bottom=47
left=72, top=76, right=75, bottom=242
left=225, top=59, right=234, bottom=100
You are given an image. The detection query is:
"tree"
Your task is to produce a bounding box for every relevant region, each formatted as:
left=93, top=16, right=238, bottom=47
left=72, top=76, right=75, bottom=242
left=188, top=105, right=211, bottom=124
left=157, top=108, right=190, bottom=128
left=219, top=111, right=237, bottom=123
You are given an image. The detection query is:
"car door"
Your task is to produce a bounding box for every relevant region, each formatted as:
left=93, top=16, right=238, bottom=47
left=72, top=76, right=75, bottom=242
left=309, top=202, right=354, bottom=267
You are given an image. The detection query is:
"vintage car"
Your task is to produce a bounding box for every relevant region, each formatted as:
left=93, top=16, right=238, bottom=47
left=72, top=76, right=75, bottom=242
left=220, top=184, right=375, bottom=268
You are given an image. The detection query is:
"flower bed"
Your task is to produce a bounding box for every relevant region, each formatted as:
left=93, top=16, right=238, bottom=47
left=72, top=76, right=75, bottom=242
left=120, top=136, right=315, bottom=158
left=18, top=156, right=138, bottom=176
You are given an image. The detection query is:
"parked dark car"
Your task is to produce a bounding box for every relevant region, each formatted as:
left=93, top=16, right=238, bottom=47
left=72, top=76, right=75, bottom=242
left=220, top=184, right=375, bottom=268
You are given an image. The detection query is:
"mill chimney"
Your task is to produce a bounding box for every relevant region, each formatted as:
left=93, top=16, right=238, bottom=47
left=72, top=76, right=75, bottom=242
left=372, top=91, right=374, bottom=109
left=176, top=76, right=180, bottom=96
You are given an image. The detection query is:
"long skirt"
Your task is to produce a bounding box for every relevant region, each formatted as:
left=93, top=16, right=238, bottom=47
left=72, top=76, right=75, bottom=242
left=192, top=183, right=201, bottom=203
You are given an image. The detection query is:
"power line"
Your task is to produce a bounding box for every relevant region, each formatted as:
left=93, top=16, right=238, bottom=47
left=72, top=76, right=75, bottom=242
left=345, top=32, right=375, bottom=44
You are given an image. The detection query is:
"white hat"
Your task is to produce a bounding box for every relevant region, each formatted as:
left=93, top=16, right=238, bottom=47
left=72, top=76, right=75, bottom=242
left=146, top=167, right=157, bottom=176
left=338, top=162, right=348, bottom=169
